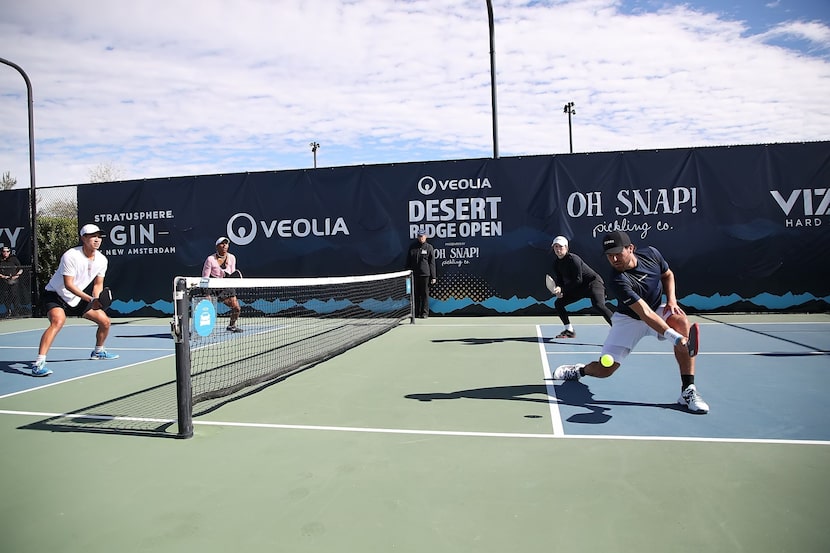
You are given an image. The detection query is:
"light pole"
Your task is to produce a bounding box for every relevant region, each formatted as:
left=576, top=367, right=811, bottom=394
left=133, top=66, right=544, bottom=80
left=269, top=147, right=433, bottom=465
left=0, top=57, right=39, bottom=311
left=486, top=0, right=499, bottom=158
left=563, top=101, right=575, bottom=154
left=309, top=141, right=320, bottom=168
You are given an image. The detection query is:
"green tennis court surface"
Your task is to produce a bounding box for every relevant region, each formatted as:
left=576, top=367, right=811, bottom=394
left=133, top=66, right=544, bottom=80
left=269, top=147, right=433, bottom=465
left=1, top=314, right=828, bottom=552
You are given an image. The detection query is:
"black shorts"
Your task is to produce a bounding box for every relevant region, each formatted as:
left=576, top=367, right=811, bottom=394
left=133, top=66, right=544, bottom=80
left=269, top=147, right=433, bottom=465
left=217, top=289, right=237, bottom=301
left=41, top=290, right=90, bottom=317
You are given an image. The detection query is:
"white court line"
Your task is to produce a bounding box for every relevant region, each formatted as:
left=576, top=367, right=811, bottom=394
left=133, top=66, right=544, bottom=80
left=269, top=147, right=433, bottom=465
left=0, top=355, right=174, bottom=400
left=535, top=325, right=564, bottom=436
left=1, top=346, right=172, bottom=352
left=0, top=408, right=828, bottom=446
left=545, top=351, right=830, bottom=355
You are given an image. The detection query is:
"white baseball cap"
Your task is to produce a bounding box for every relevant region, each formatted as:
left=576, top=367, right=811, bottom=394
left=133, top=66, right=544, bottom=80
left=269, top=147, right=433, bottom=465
left=215, top=236, right=230, bottom=245
left=79, top=223, right=105, bottom=237
left=551, top=235, right=569, bottom=248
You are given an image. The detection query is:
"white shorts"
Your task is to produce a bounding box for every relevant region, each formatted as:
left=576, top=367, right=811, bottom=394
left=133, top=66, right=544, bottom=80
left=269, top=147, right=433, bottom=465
left=601, top=306, right=673, bottom=363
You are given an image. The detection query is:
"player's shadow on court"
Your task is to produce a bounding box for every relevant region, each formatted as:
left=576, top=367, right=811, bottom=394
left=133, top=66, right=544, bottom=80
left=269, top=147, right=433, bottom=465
left=432, top=337, right=541, bottom=345
left=407, top=384, right=551, bottom=403
left=432, top=337, right=603, bottom=347
left=3, top=358, right=91, bottom=375
left=556, top=381, right=687, bottom=421
left=405, top=381, right=685, bottom=424
left=2, top=362, right=31, bottom=375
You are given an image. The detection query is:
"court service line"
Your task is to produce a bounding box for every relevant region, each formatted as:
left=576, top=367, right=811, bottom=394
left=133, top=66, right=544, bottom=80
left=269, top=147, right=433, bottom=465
left=535, top=325, right=564, bottom=436
left=1, top=408, right=829, bottom=446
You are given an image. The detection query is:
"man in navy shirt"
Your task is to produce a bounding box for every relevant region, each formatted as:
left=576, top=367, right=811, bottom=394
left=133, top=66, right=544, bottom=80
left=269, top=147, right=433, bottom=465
left=553, top=231, right=708, bottom=413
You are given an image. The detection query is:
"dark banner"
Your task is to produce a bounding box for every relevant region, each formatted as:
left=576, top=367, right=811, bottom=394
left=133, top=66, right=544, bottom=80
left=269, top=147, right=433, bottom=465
left=0, top=188, right=31, bottom=264
left=75, top=142, right=830, bottom=316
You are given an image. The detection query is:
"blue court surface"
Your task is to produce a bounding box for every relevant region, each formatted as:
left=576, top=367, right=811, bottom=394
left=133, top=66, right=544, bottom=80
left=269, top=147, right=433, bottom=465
left=540, top=320, right=830, bottom=443
left=0, top=321, right=173, bottom=397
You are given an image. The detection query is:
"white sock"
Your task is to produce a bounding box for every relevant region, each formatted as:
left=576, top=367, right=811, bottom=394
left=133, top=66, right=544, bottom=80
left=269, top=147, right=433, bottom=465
left=566, top=324, right=574, bottom=332
left=35, top=355, right=46, bottom=366
left=94, top=346, right=104, bottom=353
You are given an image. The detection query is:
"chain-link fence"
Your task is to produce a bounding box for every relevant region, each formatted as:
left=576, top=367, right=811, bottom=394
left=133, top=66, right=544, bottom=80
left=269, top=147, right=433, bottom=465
left=35, top=185, right=80, bottom=307
left=0, top=265, right=32, bottom=318
left=0, top=184, right=80, bottom=318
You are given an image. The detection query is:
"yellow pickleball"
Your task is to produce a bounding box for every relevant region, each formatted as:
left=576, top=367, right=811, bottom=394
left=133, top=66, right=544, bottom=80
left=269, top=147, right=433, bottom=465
left=600, top=354, right=614, bottom=367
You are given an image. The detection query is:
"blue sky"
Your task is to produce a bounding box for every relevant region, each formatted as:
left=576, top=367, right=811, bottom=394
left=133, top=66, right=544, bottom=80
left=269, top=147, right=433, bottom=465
left=1, top=0, right=828, bottom=188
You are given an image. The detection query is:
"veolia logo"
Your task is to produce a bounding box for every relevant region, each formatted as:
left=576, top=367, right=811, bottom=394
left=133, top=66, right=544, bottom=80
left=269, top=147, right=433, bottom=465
left=418, top=176, right=438, bottom=196
left=227, top=213, right=257, bottom=245
left=417, top=175, right=492, bottom=196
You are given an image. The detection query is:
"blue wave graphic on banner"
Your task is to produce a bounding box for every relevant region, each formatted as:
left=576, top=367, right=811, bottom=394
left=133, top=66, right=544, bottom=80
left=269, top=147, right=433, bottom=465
left=427, top=293, right=830, bottom=315
left=108, top=297, right=410, bottom=316
left=110, top=290, right=829, bottom=318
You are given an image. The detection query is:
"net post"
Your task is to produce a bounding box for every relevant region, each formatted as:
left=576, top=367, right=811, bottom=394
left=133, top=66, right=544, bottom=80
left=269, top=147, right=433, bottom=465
left=172, top=277, right=194, bottom=438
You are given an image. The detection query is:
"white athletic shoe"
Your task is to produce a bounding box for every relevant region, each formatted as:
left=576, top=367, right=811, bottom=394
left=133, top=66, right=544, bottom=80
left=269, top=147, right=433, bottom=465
left=678, top=384, right=710, bottom=413
left=552, top=363, right=584, bottom=381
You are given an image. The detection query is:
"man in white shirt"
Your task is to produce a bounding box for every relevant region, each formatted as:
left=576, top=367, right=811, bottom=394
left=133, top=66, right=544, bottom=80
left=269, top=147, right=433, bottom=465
left=31, top=224, right=119, bottom=377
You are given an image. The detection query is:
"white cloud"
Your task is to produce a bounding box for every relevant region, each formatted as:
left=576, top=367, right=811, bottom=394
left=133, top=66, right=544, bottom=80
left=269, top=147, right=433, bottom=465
left=759, top=19, right=830, bottom=50
left=0, top=0, right=828, bottom=189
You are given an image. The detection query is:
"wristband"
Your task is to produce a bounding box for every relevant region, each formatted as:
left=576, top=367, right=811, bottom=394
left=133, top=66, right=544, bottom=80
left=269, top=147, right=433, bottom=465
left=663, top=328, right=683, bottom=345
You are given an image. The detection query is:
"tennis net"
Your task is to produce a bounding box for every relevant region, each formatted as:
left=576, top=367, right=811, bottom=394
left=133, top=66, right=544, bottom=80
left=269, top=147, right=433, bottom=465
left=171, top=270, right=414, bottom=438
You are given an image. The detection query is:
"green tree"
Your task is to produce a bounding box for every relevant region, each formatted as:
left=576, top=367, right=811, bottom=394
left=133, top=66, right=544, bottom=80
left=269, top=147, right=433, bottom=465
left=34, top=186, right=79, bottom=308
left=35, top=216, right=78, bottom=294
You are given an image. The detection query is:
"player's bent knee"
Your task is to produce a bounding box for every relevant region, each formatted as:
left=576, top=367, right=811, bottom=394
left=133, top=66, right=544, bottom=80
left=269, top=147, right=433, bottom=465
left=50, top=318, right=66, bottom=330
left=666, top=314, right=689, bottom=333
left=49, top=315, right=67, bottom=329
left=86, top=311, right=111, bottom=329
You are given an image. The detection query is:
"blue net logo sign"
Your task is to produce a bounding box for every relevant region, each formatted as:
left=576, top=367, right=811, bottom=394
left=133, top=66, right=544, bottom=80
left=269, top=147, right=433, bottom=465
left=194, top=299, right=217, bottom=336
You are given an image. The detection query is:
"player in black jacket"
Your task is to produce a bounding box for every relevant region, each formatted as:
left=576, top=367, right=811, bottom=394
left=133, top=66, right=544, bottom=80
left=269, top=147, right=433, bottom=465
left=548, top=235, right=613, bottom=338
left=407, top=229, right=437, bottom=318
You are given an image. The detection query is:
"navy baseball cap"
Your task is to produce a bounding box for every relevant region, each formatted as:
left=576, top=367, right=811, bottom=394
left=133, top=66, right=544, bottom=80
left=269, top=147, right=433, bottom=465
left=602, top=231, right=632, bottom=254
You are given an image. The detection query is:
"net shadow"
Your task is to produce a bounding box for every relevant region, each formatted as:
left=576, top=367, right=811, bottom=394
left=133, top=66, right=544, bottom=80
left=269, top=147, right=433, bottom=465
left=191, top=357, right=328, bottom=418
left=697, top=314, right=830, bottom=354
left=18, top=330, right=375, bottom=438
left=18, top=380, right=181, bottom=438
